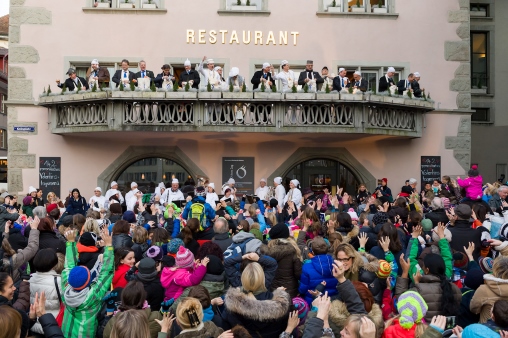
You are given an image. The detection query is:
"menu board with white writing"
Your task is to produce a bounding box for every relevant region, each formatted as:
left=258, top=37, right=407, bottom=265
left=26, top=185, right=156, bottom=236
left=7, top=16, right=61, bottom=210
left=39, top=157, right=61, bottom=198
left=421, top=156, right=441, bottom=187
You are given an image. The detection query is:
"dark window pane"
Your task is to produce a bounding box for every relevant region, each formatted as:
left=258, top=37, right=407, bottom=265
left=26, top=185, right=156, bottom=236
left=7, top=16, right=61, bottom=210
left=471, top=108, right=489, bottom=122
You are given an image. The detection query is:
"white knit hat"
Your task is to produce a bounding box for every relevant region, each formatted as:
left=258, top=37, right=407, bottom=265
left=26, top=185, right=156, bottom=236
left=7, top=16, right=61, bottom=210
left=229, top=67, right=239, bottom=77
left=208, top=183, right=215, bottom=190
left=110, top=181, right=118, bottom=188
left=274, top=177, right=282, bottom=185
left=228, top=178, right=235, bottom=184
left=131, top=182, right=138, bottom=188
left=95, top=187, right=102, bottom=192
left=172, top=178, right=179, bottom=184
left=262, top=62, right=270, bottom=69
left=387, top=67, right=395, bottom=73
left=28, top=186, right=37, bottom=194
left=184, top=59, right=191, bottom=66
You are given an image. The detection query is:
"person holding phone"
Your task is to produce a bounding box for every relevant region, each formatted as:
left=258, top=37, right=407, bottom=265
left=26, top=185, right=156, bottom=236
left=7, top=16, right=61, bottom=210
left=374, top=178, right=393, bottom=203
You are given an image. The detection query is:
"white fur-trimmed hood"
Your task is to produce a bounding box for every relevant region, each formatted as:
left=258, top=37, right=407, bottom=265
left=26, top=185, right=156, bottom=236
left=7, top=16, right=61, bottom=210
left=224, top=287, right=290, bottom=321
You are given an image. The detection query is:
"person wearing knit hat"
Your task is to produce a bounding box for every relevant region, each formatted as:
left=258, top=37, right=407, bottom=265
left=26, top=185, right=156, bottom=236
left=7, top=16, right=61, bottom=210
left=122, top=210, right=136, bottom=224
left=137, top=257, right=157, bottom=277
left=146, top=246, right=163, bottom=261
left=372, top=212, right=389, bottom=226
left=250, top=228, right=263, bottom=241
left=377, top=259, right=392, bottom=278
left=68, top=266, right=92, bottom=291
left=421, top=219, right=433, bottom=232
left=46, top=203, right=58, bottom=214
left=28, top=186, right=37, bottom=195
left=453, top=251, right=469, bottom=270
left=479, top=257, right=494, bottom=274
left=160, top=246, right=209, bottom=300
left=396, top=291, right=428, bottom=329
left=269, top=223, right=290, bottom=240
left=292, top=297, right=309, bottom=325
left=464, top=268, right=485, bottom=290
left=168, top=238, right=184, bottom=256
left=441, top=197, right=450, bottom=209
left=22, top=195, right=35, bottom=217
left=347, top=208, right=359, bottom=222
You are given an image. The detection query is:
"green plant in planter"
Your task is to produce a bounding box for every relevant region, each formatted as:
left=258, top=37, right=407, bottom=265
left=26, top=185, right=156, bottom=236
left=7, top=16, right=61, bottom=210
left=236, top=0, right=241, bottom=5
left=356, top=0, right=360, bottom=7
left=422, top=90, right=427, bottom=101
left=129, top=80, right=135, bottom=91
left=260, top=82, right=266, bottom=92
left=325, top=83, right=330, bottom=93
left=148, top=0, right=152, bottom=3
left=173, top=81, right=179, bottom=92
left=407, top=90, right=413, bottom=99
left=242, top=82, right=246, bottom=92
left=271, top=83, right=277, bottom=93
left=185, top=82, right=190, bottom=92
left=291, top=83, right=297, bottom=93
left=348, top=85, right=353, bottom=94
left=207, top=80, right=212, bottom=92
left=378, top=0, right=383, bottom=8
left=246, top=0, right=250, bottom=5
left=150, top=81, right=156, bottom=92
left=119, top=83, right=124, bottom=91
left=47, top=86, right=52, bottom=96
left=476, top=76, right=483, bottom=89
left=372, top=84, right=376, bottom=94
left=76, top=82, right=82, bottom=93
left=427, top=92, right=431, bottom=100
left=42, top=87, right=46, bottom=95
left=61, top=83, right=67, bottom=95
left=332, top=0, right=336, bottom=6
left=229, top=83, right=234, bottom=92
left=124, top=0, right=129, bottom=3
left=92, top=82, right=97, bottom=92
left=303, top=83, right=309, bottom=93
left=100, top=82, right=105, bottom=91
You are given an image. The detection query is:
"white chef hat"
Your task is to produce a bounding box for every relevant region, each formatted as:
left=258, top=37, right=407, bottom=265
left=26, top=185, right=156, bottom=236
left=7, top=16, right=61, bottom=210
left=208, top=183, right=215, bottom=190
left=260, top=178, right=267, bottom=183
left=339, top=67, right=345, bottom=72
left=184, top=59, right=191, bottom=66
left=274, top=177, right=282, bottom=184
left=229, top=67, right=239, bottom=77
left=28, top=186, right=37, bottom=194
left=158, top=182, right=165, bottom=188
left=91, top=59, right=99, bottom=65
left=409, top=178, right=417, bottom=184
left=387, top=67, right=395, bottom=73
left=281, top=60, right=289, bottom=66
left=131, top=182, right=138, bottom=188
left=291, top=179, right=300, bottom=188
left=111, top=181, right=118, bottom=188
left=95, top=187, right=102, bottom=192
left=214, top=66, right=222, bottom=72
left=207, top=58, right=214, bottom=64
left=414, top=72, right=421, bottom=77
left=262, top=62, right=270, bottom=69
left=228, top=178, right=235, bottom=184
left=354, top=71, right=361, bottom=76
left=172, top=178, right=179, bottom=184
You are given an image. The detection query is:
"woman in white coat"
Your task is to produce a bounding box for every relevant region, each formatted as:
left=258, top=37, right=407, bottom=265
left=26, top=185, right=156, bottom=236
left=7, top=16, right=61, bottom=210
left=273, top=60, right=296, bottom=92
left=29, top=248, right=62, bottom=335
left=206, top=183, right=219, bottom=206
left=283, top=179, right=302, bottom=208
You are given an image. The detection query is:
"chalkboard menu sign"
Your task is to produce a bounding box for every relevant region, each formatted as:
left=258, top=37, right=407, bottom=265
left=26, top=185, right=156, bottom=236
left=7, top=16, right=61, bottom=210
left=39, top=157, right=61, bottom=198
left=222, top=157, right=255, bottom=196
left=421, top=156, right=441, bottom=187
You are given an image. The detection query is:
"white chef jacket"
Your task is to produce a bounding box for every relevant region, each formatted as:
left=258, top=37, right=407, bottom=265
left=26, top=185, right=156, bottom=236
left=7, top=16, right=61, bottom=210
left=161, top=189, right=185, bottom=205
left=275, top=185, right=286, bottom=208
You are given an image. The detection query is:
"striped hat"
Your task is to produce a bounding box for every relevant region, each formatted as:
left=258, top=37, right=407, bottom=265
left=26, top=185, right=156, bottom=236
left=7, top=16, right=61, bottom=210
left=397, top=291, right=428, bottom=329
left=176, top=246, right=195, bottom=269
left=292, top=297, right=309, bottom=325
left=479, top=257, right=494, bottom=274
left=376, top=260, right=391, bottom=278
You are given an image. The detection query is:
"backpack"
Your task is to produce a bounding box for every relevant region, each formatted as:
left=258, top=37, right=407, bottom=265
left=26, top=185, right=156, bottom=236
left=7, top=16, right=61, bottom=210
left=188, top=202, right=207, bottom=231
left=223, top=237, right=254, bottom=260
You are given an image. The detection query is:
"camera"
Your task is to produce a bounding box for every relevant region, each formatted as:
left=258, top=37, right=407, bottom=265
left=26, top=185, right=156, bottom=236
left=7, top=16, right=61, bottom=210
left=445, top=316, right=455, bottom=330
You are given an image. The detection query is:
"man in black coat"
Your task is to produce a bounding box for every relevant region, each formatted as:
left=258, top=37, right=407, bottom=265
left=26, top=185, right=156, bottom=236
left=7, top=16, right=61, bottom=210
left=154, top=64, right=176, bottom=89
left=378, top=66, right=395, bottom=92
left=448, top=204, right=482, bottom=260
left=112, top=59, right=137, bottom=88
left=297, top=60, right=324, bottom=90
left=134, top=60, right=155, bottom=86
left=178, top=59, right=200, bottom=89
left=352, top=71, right=368, bottom=92
left=412, top=71, right=424, bottom=97
left=332, top=67, right=349, bottom=92
left=397, top=73, right=415, bottom=95
left=56, top=68, right=89, bottom=91
left=251, top=62, right=275, bottom=90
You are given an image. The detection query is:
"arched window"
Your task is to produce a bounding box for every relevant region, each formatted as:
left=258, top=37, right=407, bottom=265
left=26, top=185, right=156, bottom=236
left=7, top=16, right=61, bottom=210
left=284, top=159, right=359, bottom=195
left=115, top=157, right=190, bottom=195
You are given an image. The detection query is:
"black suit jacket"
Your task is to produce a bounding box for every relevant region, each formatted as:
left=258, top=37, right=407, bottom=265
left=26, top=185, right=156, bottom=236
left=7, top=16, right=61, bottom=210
left=352, top=78, right=368, bottom=92
left=57, top=77, right=89, bottom=91
left=412, top=80, right=422, bottom=97
left=297, top=70, right=324, bottom=87
left=251, top=70, right=274, bottom=90
left=178, top=69, right=200, bottom=89
left=378, top=75, right=395, bottom=92
left=112, top=70, right=137, bottom=87
left=332, top=76, right=350, bottom=92
left=154, top=72, right=176, bottom=88
left=397, top=79, right=414, bottom=95
left=134, top=70, right=155, bottom=83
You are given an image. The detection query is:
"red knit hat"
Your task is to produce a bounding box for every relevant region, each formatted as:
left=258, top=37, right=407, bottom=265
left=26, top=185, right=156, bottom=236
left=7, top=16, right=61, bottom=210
left=382, top=178, right=388, bottom=183
left=376, top=259, right=391, bottom=278
left=176, top=246, right=194, bottom=269
left=46, top=203, right=58, bottom=214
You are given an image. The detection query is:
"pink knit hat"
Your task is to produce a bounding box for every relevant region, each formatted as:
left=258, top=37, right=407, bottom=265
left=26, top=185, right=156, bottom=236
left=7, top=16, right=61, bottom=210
left=176, top=246, right=194, bottom=269
left=441, top=197, right=450, bottom=209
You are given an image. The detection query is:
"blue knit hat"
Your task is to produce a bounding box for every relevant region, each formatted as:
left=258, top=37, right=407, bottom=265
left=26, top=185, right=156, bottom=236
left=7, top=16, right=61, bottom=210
left=122, top=211, right=136, bottom=224
left=462, top=324, right=497, bottom=338
left=68, top=266, right=91, bottom=291
left=168, top=238, right=184, bottom=254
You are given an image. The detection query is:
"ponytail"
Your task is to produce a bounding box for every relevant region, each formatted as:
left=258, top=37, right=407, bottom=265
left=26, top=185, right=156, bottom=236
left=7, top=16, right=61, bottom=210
left=423, top=253, right=458, bottom=316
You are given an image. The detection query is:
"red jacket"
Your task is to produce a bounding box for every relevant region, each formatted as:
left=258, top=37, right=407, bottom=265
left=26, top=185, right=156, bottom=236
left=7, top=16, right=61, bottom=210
left=382, top=319, right=416, bottom=338
left=113, top=264, right=131, bottom=289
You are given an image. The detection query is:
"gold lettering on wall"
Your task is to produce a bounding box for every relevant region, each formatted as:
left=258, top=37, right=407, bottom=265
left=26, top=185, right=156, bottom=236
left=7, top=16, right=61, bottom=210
left=185, top=30, right=299, bottom=46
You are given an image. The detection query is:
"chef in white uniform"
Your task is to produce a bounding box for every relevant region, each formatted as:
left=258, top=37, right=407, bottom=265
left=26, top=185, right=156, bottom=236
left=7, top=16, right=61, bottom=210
left=198, top=56, right=221, bottom=89
left=161, top=178, right=185, bottom=206
left=274, top=177, right=286, bottom=208
left=273, top=60, right=296, bottom=91
left=283, top=179, right=302, bottom=208
left=206, top=183, right=219, bottom=206
left=105, top=181, right=124, bottom=205
left=255, top=178, right=270, bottom=201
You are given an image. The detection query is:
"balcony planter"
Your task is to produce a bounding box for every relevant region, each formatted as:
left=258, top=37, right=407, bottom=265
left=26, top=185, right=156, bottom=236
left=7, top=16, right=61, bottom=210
left=351, top=6, right=365, bottom=13
left=254, top=92, right=282, bottom=100
left=340, top=93, right=363, bottom=101
left=85, top=91, right=109, bottom=100
left=142, top=2, right=157, bottom=9
left=231, top=5, right=257, bottom=10
left=327, top=6, right=342, bottom=12
left=119, top=2, right=135, bottom=8
left=222, top=92, right=253, bottom=99
left=316, top=92, right=340, bottom=100
left=404, top=98, right=418, bottom=106
left=166, top=91, right=198, bottom=99
left=96, top=1, right=111, bottom=8
left=285, top=93, right=316, bottom=100
left=142, top=91, right=165, bottom=99
left=367, top=94, right=385, bottom=103
left=372, top=6, right=387, bottom=13
left=383, top=96, right=405, bottom=105
left=198, top=92, right=222, bottom=99
left=112, top=91, right=136, bottom=98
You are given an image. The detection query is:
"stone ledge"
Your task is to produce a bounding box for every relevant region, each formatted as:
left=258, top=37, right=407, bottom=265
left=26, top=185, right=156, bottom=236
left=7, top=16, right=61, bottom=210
left=316, top=11, right=399, bottom=18
left=82, top=7, right=168, bottom=14
left=217, top=10, right=271, bottom=16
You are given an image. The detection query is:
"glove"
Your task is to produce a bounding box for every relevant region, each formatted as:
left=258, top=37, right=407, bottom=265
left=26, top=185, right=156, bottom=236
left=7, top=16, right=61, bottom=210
left=103, top=291, right=119, bottom=313
left=160, top=298, right=174, bottom=314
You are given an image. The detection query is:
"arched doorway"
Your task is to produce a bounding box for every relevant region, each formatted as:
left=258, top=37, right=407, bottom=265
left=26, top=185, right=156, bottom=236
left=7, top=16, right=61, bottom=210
left=115, top=157, right=190, bottom=196
left=284, top=158, right=360, bottom=195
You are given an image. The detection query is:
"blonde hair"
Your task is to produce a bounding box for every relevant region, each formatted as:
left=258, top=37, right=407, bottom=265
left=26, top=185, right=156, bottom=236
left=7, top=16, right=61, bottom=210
left=385, top=315, right=426, bottom=338
left=333, top=243, right=362, bottom=274
left=132, top=226, right=148, bottom=244
left=267, top=237, right=302, bottom=262
left=241, top=262, right=267, bottom=294
left=110, top=310, right=150, bottom=338
left=250, top=222, right=260, bottom=231
left=493, top=256, right=508, bottom=280
left=0, top=305, right=22, bottom=338
left=81, top=219, right=100, bottom=235
left=247, top=204, right=257, bottom=217
left=266, top=213, right=276, bottom=227
left=46, top=192, right=56, bottom=202
left=176, top=297, right=204, bottom=330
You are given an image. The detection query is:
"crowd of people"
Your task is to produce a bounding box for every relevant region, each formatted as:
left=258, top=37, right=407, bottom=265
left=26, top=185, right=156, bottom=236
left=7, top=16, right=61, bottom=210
left=2, top=164, right=508, bottom=337
left=55, top=57, right=424, bottom=96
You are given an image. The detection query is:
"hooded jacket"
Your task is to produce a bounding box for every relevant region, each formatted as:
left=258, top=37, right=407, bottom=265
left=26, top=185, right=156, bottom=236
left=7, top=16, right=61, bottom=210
left=181, top=196, right=216, bottom=229
left=299, top=254, right=338, bottom=305
left=160, top=264, right=207, bottom=301
left=222, top=287, right=290, bottom=338
left=457, top=175, right=483, bottom=200
left=470, top=273, right=508, bottom=323
left=170, top=272, right=226, bottom=312
left=29, top=271, right=62, bottom=334
left=224, top=254, right=277, bottom=289
left=261, top=239, right=302, bottom=298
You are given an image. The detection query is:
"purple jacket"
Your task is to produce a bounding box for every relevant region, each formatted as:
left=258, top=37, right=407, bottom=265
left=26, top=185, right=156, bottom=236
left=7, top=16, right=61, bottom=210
left=457, top=175, right=483, bottom=200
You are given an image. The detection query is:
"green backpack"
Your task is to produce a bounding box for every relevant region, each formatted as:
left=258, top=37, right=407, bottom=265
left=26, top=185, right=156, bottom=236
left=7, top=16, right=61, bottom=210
left=188, top=202, right=207, bottom=231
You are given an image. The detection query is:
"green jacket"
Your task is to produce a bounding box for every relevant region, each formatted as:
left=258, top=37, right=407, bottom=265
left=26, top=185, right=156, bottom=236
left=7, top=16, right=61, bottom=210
left=408, top=238, right=452, bottom=282
left=61, top=242, right=114, bottom=338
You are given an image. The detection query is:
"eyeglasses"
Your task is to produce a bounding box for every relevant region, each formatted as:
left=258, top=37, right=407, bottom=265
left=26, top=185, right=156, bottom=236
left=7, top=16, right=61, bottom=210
left=336, top=257, right=352, bottom=263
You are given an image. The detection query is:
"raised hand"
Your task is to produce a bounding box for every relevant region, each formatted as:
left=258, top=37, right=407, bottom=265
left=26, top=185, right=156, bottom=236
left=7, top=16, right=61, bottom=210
left=155, top=313, right=176, bottom=333
left=332, top=260, right=345, bottom=282
left=399, top=253, right=410, bottom=276
left=412, top=225, right=422, bottom=239
left=430, top=315, right=447, bottom=332
left=359, top=316, right=376, bottom=338
left=463, top=241, right=475, bottom=261
left=359, top=232, right=368, bottom=249
left=379, top=236, right=390, bottom=252
left=284, top=310, right=300, bottom=333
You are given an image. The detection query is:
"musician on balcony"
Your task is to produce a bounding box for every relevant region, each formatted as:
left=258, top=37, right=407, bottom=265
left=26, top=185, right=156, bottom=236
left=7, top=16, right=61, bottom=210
left=56, top=68, right=89, bottom=91
left=154, top=64, right=176, bottom=90
left=352, top=71, right=368, bottom=92
left=86, top=59, right=110, bottom=89
left=178, top=59, right=200, bottom=89
left=112, top=59, right=137, bottom=88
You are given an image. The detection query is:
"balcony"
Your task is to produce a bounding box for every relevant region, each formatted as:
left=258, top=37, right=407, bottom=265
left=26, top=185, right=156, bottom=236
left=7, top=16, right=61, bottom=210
left=38, top=91, right=434, bottom=137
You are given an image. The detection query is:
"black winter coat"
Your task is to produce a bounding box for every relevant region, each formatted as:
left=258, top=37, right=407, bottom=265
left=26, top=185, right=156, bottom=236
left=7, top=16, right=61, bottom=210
left=425, top=209, right=449, bottom=228
left=7, top=227, right=28, bottom=251
left=212, top=232, right=233, bottom=252
left=112, top=233, right=133, bottom=250
left=39, top=313, right=65, bottom=338
left=37, top=230, right=66, bottom=255
left=448, top=219, right=482, bottom=260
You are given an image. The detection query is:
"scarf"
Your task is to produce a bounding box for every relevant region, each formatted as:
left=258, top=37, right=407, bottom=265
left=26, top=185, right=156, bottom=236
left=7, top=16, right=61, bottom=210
left=76, top=243, right=99, bottom=253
